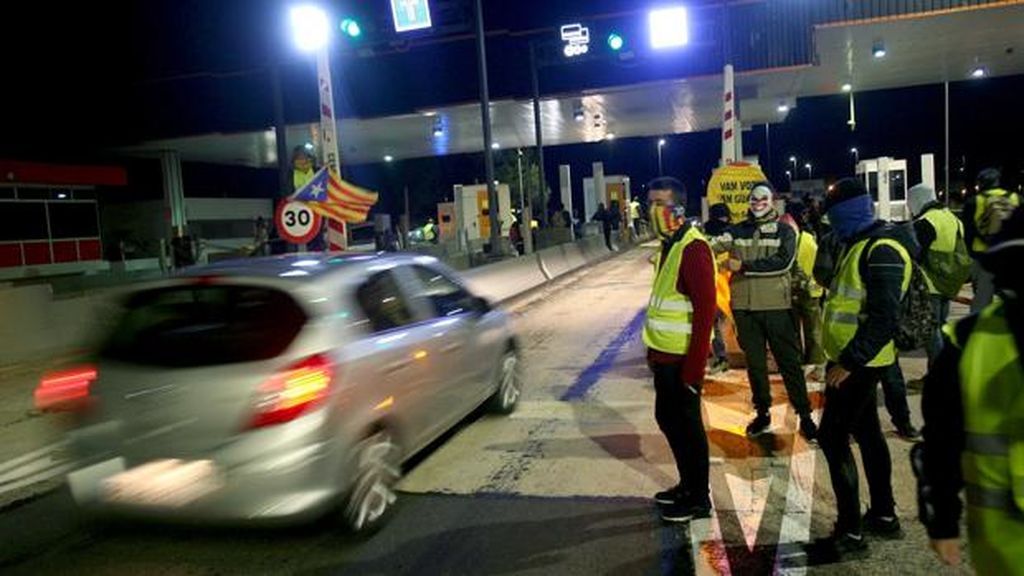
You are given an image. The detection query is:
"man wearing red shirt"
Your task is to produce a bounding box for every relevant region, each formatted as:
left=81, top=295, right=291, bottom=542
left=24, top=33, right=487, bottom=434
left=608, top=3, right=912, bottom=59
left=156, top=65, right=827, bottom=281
left=643, top=177, right=718, bottom=522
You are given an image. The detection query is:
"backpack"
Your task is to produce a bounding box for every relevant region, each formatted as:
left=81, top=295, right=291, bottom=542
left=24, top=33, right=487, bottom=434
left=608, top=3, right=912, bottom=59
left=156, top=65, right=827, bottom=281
left=978, top=191, right=1018, bottom=243
left=864, top=225, right=937, bottom=352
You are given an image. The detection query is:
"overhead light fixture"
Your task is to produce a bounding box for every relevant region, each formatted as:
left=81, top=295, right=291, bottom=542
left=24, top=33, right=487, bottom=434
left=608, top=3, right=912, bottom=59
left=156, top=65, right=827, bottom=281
left=841, top=83, right=853, bottom=93
left=572, top=101, right=585, bottom=122
left=605, top=133, right=616, bottom=141
left=432, top=118, right=444, bottom=138
left=383, top=155, right=394, bottom=162
left=872, top=40, right=886, bottom=59
left=649, top=6, right=689, bottom=49
left=971, top=66, right=987, bottom=78
left=777, top=103, right=790, bottom=113
left=491, top=142, right=500, bottom=150
left=289, top=5, right=330, bottom=52
left=303, top=142, right=314, bottom=151
left=658, top=138, right=666, bottom=146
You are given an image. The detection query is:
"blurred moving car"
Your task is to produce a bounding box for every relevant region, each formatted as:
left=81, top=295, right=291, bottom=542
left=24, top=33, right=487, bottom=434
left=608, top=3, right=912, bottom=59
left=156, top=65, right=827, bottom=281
left=38, top=253, right=522, bottom=531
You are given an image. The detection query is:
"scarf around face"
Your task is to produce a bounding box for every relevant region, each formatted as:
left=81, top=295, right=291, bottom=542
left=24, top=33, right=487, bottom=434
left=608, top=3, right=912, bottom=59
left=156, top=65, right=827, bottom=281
left=828, top=194, right=874, bottom=240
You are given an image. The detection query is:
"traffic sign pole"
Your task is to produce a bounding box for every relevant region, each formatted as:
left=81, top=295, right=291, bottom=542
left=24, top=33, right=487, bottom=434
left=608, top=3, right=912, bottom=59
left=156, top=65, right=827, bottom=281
left=316, top=48, right=347, bottom=251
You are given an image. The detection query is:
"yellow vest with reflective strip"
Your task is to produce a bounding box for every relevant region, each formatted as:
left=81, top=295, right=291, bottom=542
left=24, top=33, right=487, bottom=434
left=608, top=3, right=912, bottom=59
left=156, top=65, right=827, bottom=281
left=797, top=231, right=824, bottom=298
left=643, top=226, right=715, bottom=354
left=945, top=300, right=1024, bottom=575
left=972, top=188, right=1020, bottom=252
left=919, top=206, right=963, bottom=295
left=822, top=237, right=911, bottom=367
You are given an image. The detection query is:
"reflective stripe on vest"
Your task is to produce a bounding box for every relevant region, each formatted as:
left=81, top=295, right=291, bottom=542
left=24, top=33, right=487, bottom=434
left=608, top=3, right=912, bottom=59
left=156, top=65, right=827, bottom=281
left=822, top=236, right=911, bottom=367
left=643, top=226, right=715, bottom=354
left=972, top=189, right=1020, bottom=252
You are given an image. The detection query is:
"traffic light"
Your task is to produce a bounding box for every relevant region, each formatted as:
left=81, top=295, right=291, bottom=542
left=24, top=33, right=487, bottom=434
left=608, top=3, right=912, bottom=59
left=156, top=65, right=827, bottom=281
left=607, top=32, right=624, bottom=51
left=340, top=18, right=362, bottom=38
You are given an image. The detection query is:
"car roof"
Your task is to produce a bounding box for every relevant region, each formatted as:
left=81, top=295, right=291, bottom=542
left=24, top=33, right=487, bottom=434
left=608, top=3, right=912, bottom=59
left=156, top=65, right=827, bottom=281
left=178, top=252, right=443, bottom=282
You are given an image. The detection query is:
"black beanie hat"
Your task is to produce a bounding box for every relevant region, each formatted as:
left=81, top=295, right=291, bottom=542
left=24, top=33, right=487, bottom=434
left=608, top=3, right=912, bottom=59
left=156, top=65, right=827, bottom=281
left=824, top=177, right=869, bottom=212
left=709, top=203, right=730, bottom=220
left=785, top=200, right=808, bottom=221
left=977, top=168, right=1001, bottom=191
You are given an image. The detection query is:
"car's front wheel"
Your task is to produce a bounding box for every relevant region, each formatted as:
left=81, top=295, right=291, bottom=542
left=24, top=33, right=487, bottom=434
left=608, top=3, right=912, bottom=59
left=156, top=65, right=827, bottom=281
left=487, top=349, right=521, bottom=414
left=342, top=429, right=402, bottom=533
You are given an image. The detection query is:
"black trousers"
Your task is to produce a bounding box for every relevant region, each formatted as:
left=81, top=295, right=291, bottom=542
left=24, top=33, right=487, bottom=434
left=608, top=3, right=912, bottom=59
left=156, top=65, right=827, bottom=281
left=733, top=309, right=812, bottom=418
left=652, top=361, right=710, bottom=505
left=818, top=365, right=896, bottom=535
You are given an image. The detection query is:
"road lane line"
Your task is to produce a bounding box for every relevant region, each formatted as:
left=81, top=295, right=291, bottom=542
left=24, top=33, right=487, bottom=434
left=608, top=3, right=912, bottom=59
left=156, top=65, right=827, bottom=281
left=0, top=440, right=68, bottom=475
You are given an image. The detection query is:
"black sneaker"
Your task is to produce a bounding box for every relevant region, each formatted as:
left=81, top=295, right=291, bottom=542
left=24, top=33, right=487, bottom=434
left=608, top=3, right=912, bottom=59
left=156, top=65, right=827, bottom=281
left=825, top=530, right=869, bottom=560
left=654, top=485, right=684, bottom=506
left=708, top=358, right=729, bottom=375
left=895, top=423, right=921, bottom=441
left=746, top=413, right=771, bottom=437
left=799, top=417, right=818, bottom=442
left=660, top=500, right=712, bottom=523
left=862, top=510, right=903, bottom=539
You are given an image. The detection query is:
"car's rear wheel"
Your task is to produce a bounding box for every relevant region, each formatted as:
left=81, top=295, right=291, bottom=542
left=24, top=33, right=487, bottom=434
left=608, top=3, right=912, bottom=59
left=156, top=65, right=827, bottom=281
left=488, top=349, right=521, bottom=414
left=342, top=429, right=402, bottom=533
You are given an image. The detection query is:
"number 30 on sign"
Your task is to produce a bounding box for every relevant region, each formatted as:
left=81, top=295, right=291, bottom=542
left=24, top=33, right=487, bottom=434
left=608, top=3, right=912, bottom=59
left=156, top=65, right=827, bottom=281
left=275, top=200, right=322, bottom=244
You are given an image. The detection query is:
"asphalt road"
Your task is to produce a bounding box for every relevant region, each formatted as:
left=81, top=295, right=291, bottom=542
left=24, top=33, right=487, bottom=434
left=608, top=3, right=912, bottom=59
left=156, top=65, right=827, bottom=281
left=0, top=248, right=975, bottom=575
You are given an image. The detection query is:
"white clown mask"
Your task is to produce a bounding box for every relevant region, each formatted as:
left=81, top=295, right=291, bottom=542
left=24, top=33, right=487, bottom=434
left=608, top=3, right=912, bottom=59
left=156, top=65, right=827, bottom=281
left=749, top=185, right=774, bottom=218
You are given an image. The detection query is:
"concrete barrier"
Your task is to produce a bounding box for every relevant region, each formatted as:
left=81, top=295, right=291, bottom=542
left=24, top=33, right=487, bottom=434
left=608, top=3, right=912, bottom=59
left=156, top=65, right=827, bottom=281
left=460, top=253, right=547, bottom=304
left=1, top=235, right=637, bottom=367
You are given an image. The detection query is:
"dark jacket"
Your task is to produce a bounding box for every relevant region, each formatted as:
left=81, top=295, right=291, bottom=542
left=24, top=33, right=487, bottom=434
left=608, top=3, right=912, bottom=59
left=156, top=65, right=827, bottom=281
left=912, top=201, right=943, bottom=256
left=835, top=221, right=911, bottom=370
left=703, top=218, right=730, bottom=237
left=715, top=210, right=797, bottom=311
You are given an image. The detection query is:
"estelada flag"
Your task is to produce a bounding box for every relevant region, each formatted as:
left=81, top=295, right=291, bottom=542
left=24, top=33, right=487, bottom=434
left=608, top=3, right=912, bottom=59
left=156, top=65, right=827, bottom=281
left=291, top=167, right=379, bottom=224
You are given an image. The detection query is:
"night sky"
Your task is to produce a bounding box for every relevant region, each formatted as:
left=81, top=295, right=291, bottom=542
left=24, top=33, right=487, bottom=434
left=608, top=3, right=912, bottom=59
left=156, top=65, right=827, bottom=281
left=2, top=0, right=1021, bottom=220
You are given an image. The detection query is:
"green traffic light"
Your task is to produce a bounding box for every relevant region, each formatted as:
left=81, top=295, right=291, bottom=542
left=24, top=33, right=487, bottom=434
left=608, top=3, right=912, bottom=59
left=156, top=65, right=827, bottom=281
left=341, top=18, right=362, bottom=38
left=607, top=33, right=624, bottom=51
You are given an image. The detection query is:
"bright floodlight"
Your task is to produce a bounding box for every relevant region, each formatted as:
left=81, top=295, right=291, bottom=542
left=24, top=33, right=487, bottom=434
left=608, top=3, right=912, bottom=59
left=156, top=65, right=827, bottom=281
left=290, top=5, right=330, bottom=52
left=658, top=138, right=667, bottom=146
left=384, top=155, right=394, bottom=162
left=971, top=66, right=987, bottom=78
left=841, top=83, right=853, bottom=93
left=605, top=133, right=616, bottom=141
left=649, top=6, right=689, bottom=49
left=491, top=142, right=501, bottom=150
left=777, top=103, right=789, bottom=113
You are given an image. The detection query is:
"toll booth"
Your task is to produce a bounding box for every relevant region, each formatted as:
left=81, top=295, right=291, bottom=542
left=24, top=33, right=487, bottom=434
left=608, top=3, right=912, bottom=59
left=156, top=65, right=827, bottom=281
left=436, top=202, right=456, bottom=242
left=451, top=183, right=513, bottom=250
left=857, top=157, right=909, bottom=221
left=583, top=175, right=632, bottom=224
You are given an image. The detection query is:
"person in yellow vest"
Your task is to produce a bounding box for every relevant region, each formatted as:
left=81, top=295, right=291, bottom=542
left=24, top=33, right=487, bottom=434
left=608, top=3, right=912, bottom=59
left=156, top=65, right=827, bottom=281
left=422, top=218, right=438, bottom=244
left=643, top=177, right=719, bottom=523
left=817, top=178, right=913, bottom=560
left=784, top=202, right=826, bottom=381
left=915, top=206, right=1024, bottom=573
left=292, top=145, right=317, bottom=192
left=963, top=168, right=1020, bottom=313
left=908, top=183, right=971, bottom=365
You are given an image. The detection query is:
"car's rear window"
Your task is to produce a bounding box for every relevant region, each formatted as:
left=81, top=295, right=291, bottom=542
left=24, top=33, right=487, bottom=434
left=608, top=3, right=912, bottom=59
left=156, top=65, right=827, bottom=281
left=101, top=285, right=307, bottom=367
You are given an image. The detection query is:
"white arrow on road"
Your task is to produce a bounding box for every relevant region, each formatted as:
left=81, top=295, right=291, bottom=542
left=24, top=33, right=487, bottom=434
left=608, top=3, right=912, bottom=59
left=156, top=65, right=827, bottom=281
left=725, top=472, right=774, bottom=552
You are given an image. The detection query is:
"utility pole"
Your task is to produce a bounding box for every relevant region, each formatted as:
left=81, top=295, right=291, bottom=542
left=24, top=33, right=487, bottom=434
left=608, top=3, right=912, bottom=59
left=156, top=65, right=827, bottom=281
left=474, top=0, right=502, bottom=256
left=530, top=42, right=548, bottom=227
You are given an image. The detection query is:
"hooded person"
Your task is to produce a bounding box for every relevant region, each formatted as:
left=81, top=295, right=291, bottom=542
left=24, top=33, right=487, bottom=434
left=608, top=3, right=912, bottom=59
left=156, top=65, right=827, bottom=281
left=710, top=181, right=817, bottom=441
left=917, top=206, right=1024, bottom=572
left=815, top=177, right=915, bottom=560
left=642, top=176, right=719, bottom=523
left=908, top=183, right=970, bottom=365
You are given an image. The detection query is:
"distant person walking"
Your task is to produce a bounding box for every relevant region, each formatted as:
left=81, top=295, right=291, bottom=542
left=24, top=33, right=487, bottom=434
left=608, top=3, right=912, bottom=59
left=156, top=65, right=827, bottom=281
left=594, top=203, right=615, bottom=250
left=963, top=168, right=1019, bottom=312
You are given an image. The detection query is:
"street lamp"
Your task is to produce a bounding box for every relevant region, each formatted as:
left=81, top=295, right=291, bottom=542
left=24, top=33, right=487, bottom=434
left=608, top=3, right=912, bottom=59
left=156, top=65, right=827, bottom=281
left=804, top=163, right=813, bottom=179
left=850, top=147, right=859, bottom=169
left=789, top=156, right=797, bottom=174
left=290, top=5, right=329, bottom=52
left=657, top=138, right=667, bottom=176
left=785, top=170, right=792, bottom=181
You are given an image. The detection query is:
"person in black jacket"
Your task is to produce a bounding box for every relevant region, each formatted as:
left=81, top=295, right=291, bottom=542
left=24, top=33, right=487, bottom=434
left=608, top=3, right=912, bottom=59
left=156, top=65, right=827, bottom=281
left=816, top=178, right=911, bottom=560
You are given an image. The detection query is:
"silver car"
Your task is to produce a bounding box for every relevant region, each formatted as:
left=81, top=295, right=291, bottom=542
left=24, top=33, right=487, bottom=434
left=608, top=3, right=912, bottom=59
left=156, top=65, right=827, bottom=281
left=41, top=253, right=521, bottom=531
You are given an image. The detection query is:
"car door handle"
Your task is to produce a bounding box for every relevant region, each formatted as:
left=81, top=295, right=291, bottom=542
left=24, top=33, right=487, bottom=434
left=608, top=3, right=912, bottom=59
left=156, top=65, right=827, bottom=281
left=384, top=360, right=412, bottom=374
left=441, top=342, right=462, bottom=354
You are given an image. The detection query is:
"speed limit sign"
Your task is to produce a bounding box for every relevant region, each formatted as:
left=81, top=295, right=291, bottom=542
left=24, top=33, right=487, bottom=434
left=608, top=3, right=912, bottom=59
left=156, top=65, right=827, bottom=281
left=275, top=200, right=322, bottom=244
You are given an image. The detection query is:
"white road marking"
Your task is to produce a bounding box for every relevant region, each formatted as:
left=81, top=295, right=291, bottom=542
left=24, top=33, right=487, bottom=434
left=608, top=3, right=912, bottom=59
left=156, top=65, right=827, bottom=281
left=0, top=440, right=74, bottom=500
left=725, top=473, right=774, bottom=553
left=0, top=440, right=67, bottom=475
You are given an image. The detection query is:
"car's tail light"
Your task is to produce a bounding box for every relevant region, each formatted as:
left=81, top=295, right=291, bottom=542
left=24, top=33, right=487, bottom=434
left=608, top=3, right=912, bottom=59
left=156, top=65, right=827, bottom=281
left=35, top=365, right=98, bottom=412
left=246, top=354, right=334, bottom=429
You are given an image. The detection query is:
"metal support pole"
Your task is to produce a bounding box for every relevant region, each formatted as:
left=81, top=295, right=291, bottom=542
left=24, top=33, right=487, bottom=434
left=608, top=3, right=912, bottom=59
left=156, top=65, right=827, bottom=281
left=530, top=42, right=548, bottom=227
left=657, top=143, right=664, bottom=176
left=403, top=185, right=411, bottom=249
left=474, top=0, right=501, bottom=256
left=516, top=149, right=533, bottom=254
left=944, top=81, right=951, bottom=205
left=763, top=123, right=771, bottom=181
left=271, top=64, right=290, bottom=197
